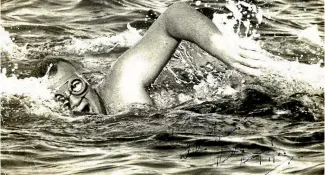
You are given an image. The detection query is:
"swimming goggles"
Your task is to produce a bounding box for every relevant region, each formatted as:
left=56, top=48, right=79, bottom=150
left=54, top=75, right=89, bottom=108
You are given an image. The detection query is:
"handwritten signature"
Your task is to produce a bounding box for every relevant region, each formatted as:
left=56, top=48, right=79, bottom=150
left=176, top=114, right=301, bottom=174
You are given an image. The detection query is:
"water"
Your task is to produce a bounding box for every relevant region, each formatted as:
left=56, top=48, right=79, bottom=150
left=1, top=0, right=324, bottom=174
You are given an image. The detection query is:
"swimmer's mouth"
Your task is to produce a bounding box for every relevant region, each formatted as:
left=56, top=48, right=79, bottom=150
left=72, top=99, right=92, bottom=114
left=72, top=104, right=96, bottom=116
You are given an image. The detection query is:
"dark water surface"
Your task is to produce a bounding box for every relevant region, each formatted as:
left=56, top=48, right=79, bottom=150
left=1, top=0, right=324, bottom=174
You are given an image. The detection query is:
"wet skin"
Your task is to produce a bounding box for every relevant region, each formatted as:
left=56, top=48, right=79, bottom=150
left=47, top=62, right=105, bottom=114
left=48, top=3, right=267, bottom=114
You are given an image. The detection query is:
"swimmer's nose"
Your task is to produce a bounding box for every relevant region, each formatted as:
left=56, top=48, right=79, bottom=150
left=69, top=95, right=82, bottom=109
left=64, top=90, right=82, bottom=109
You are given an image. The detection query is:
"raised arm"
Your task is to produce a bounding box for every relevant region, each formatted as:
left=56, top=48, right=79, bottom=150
left=110, top=2, right=262, bottom=85
left=100, top=2, right=264, bottom=108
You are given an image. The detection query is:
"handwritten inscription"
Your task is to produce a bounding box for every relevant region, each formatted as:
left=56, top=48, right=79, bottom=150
left=176, top=113, right=297, bottom=174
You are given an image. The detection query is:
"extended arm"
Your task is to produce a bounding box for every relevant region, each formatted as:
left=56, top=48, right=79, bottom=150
left=100, top=2, right=264, bottom=108
left=109, top=2, right=262, bottom=86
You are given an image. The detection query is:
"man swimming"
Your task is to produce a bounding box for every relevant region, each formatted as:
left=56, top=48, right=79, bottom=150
left=44, top=2, right=266, bottom=114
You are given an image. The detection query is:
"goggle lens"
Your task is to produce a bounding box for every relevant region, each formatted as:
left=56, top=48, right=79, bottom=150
left=68, top=78, right=88, bottom=95
left=53, top=77, right=89, bottom=110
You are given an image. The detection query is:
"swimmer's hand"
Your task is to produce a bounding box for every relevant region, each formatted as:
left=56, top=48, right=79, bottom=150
left=208, top=34, right=268, bottom=76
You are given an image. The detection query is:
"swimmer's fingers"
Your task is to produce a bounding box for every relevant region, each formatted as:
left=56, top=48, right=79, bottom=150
left=239, top=49, right=270, bottom=60
left=237, top=39, right=262, bottom=51
left=231, top=62, right=264, bottom=77
left=232, top=54, right=266, bottom=68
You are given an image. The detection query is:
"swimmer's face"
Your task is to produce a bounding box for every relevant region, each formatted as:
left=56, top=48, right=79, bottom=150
left=47, top=62, right=105, bottom=114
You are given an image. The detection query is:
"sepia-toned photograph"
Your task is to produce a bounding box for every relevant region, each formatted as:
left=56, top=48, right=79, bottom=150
left=1, top=0, right=324, bottom=174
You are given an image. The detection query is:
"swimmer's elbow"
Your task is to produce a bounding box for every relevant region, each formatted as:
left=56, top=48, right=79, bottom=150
left=165, top=2, right=191, bottom=17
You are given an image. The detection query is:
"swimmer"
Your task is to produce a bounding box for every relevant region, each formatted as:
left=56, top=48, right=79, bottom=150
left=40, top=2, right=266, bottom=114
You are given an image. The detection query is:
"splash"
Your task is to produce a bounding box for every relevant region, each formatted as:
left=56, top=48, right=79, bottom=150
left=259, top=59, right=324, bottom=94
left=1, top=25, right=143, bottom=59
left=0, top=25, right=144, bottom=116
left=157, top=0, right=324, bottom=107
left=0, top=68, right=67, bottom=117
left=298, top=25, right=324, bottom=47
left=0, top=26, right=27, bottom=60
left=210, top=0, right=323, bottom=91
left=64, top=25, right=142, bottom=55
left=1, top=1, right=323, bottom=115
left=212, top=0, right=262, bottom=38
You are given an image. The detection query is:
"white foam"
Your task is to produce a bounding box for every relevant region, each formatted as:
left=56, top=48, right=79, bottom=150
left=0, top=26, right=27, bottom=60
left=200, top=0, right=324, bottom=99
left=298, top=25, right=324, bottom=47
left=213, top=0, right=262, bottom=38
left=0, top=69, right=68, bottom=116
left=65, top=27, right=142, bottom=55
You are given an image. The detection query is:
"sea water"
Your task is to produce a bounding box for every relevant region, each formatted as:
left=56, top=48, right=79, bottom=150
left=1, top=0, right=324, bottom=174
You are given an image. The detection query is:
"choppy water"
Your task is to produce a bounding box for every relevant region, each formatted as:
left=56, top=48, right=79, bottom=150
left=1, top=0, right=324, bottom=174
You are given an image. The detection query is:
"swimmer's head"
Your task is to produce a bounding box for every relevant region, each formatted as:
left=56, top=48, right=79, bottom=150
left=33, top=58, right=106, bottom=114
